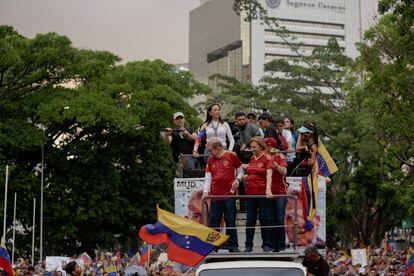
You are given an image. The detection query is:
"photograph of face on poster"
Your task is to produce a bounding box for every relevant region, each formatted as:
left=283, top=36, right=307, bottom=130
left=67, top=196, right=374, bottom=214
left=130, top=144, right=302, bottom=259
left=174, top=178, right=209, bottom=224
left=285, top=176, right=326, bottom=253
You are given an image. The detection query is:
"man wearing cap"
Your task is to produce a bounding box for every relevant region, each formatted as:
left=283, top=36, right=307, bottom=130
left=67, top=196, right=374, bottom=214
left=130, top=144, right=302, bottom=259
left=164, top=112, right=199, bottom=175
left=258, top=113, right=281, bottom=143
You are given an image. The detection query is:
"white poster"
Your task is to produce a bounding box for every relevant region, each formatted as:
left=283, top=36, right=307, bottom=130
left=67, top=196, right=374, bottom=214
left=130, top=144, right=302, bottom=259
left=285, top=176, right=326, bottom=254
left=351, top=249, right=368, bottom=266
left=174, top=178, right=205, bottom=223
left=45, top=256, right=70, bottom=272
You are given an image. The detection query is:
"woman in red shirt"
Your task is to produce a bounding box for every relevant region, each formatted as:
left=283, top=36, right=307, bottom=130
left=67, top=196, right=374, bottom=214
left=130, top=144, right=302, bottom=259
left=264, top=137, right=288, bottom=252
left=244, top=136, right=273, bottom=253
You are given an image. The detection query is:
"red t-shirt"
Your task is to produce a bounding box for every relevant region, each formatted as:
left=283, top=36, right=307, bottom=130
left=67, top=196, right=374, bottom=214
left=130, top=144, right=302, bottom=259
left=206, top=151, right=242, bottom=199
left=271, top=153, right=288, bottom=195
left=246, top=154, right=273, bottom=195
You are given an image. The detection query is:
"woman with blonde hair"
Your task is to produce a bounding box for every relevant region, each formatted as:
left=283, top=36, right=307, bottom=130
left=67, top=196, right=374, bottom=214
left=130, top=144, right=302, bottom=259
left=244, top=136, right=273, bottom=253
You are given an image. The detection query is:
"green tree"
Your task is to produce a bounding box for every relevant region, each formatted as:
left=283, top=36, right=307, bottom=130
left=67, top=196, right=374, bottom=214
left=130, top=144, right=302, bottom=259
left=0, top=26, right=207, bottom=255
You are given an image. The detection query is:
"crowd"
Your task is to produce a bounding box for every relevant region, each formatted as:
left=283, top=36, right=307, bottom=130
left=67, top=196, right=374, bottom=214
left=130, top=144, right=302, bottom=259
left=325, top=246, right=414, bottom=275
left=9, top=245, right=412, bottom=276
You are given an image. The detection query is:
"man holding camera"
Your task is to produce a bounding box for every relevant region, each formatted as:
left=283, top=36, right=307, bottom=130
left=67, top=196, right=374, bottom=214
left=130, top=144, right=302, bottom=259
left=164, top=112, right=199, bottom=176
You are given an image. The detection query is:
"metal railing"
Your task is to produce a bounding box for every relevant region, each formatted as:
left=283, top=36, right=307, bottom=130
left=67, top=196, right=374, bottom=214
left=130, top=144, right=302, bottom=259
left=178, top=153, right=208, bottom=178
left=201, top=194, right=299, bottom=252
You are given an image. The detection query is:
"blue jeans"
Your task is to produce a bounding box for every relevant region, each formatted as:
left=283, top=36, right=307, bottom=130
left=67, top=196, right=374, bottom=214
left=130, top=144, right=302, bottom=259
left=209, top=199, right=238, bottom=249
left=245, top=198, right=272, bottom=248
left=183, top=155, right=200, bottom=170
left=270, top=197, right=287, bottom=250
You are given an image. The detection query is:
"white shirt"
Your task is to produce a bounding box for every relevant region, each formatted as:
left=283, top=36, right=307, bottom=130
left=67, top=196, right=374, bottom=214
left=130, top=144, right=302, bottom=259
left=205, top=121, right=235, bottom=151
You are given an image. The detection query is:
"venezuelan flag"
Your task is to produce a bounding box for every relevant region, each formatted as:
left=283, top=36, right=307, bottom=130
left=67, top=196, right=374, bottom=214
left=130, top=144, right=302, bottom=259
left=334, top=255, right=351, bottom=266
left=0, top=242, right=13, bottom=276
left=139, top=243, right=151, bottom=266
left=301, top=174, right=318, bottom=231
left=128, top=252, right=140, bottom=267
left=406, top=248, right=414, bottom=276
left=139, top=205, right=228, bottom=267
left=194, top=123, right=207, bottom=150
left=105, top=265, right=117, bottom=276
left=316, top=141, right=338, bottom=177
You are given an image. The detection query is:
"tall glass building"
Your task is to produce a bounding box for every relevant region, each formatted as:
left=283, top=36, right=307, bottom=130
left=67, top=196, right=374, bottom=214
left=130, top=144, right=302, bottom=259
left=189, top=0, right=378, bottom=88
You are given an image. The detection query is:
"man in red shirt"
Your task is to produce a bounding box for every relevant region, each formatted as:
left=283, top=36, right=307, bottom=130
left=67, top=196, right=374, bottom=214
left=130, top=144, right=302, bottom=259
left=264, top=137, right=288, bottom=252
left=203, top=138, right=244, bottom=252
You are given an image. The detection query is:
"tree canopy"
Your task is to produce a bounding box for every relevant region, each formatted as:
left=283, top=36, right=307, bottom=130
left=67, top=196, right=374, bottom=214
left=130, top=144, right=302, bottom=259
left=0, top=25, right=208, bottom=255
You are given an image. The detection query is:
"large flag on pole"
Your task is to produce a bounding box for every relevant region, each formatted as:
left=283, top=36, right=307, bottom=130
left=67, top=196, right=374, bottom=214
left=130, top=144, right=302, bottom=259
left=316, top=141, right=338, bottom=177
left=139, top=205, right=228, bottom=267
left=301, top=140, right=338, bottom=231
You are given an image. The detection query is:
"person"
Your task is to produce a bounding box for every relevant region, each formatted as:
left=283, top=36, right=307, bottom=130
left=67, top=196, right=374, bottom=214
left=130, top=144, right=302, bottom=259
left=233, top=112, right=262, bottom=164
left=295, top=121, right=319, bottom=168
left=258, top=113, right=287, bottom=153
left=285, top=186, right=323, bottom=248
left=284, top=116, right=298, bottom=176
left=244, top=136, right=273, bottom=253
left=264, top=137, right=288, bottom=252
left=64, top=261, right=85, bottom=276
left=302, top=246, right=330, bottom=276
left=203, top=138, right=243, bottom=252
left=164, top=112, right=199, bottom=176
left=246, top=112, right=257, bottom=124
left=185, top=190, right=209, bottom=225
left=193, top=104, right=235, bottom=164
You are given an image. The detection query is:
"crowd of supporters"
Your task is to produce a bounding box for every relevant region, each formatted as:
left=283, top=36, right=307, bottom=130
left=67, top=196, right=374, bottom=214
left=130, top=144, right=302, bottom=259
left=325, top=246, right=413, bottom=275
left=10, top=245, right=412, bottom=276
left=163, top=104, right=319, bottom=178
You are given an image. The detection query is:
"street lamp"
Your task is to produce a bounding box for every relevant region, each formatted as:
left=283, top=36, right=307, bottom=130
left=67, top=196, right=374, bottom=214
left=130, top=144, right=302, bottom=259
left=35, top=124, right=46, bottom=264
left=40, top=139, right=44, bottom=263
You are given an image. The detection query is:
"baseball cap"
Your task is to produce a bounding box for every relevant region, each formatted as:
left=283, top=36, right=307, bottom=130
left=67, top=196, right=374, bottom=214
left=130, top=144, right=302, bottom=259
left=173, top=112, right=184, bottom=120
left=297, top=126, right=314, bottom=133
left=258, top=113, right=272, bottom=121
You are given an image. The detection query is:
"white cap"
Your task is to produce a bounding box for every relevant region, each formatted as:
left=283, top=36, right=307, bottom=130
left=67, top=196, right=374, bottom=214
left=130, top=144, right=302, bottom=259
left=173, top=112, right=184, bottom=120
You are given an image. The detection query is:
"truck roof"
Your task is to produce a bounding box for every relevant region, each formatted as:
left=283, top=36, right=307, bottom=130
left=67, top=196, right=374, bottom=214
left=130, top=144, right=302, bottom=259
left=196, top=260, right=306, bottom=276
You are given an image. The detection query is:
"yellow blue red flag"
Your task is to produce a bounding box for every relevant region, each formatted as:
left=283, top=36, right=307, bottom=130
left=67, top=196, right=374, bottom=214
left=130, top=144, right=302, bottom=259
left=139, top=205, right=228, bottom=267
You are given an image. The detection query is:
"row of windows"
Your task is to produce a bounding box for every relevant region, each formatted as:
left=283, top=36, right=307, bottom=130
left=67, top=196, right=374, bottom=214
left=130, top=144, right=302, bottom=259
left=269, top=18, right=344, bottom=30
left=265, top=31, right=345, bottom=41
left=265, top=42, right=345, bottom=51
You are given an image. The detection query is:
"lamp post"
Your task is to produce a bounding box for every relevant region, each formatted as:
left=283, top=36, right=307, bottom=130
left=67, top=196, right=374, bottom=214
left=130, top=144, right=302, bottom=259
left=40, top=139, right=44, bottom=263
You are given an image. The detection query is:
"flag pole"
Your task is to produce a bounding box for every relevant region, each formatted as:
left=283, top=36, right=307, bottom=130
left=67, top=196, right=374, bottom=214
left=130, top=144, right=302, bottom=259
left=12, top=193, right=17, bottom=263
left=32, top=198, right=36, bottom=265
left=3, top=165, right=9, bottom=240
left=148, top=244, right=151, bottom=268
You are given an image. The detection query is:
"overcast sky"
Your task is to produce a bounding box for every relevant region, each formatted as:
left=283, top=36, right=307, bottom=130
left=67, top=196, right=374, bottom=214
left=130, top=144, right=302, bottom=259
left=0, top=0, right=200, bottom=64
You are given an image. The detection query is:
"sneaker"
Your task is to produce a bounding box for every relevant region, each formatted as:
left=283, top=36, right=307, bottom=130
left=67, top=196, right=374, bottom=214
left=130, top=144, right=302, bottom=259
left=244, top=247, right=253, bottom=253
left=272, top=248, right=280, bottom=253
left=228, top=247, right=241, bottom=253
left=263, top=246, right=272, bottom=253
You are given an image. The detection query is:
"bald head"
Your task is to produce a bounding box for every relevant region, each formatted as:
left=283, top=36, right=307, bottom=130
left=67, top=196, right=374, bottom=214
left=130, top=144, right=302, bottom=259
left=206, top=138, right=223, bottom=158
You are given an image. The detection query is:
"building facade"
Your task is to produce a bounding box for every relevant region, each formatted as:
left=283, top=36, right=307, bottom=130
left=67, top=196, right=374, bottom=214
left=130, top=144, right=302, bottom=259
left=189, top=0, right=378, bottom=88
